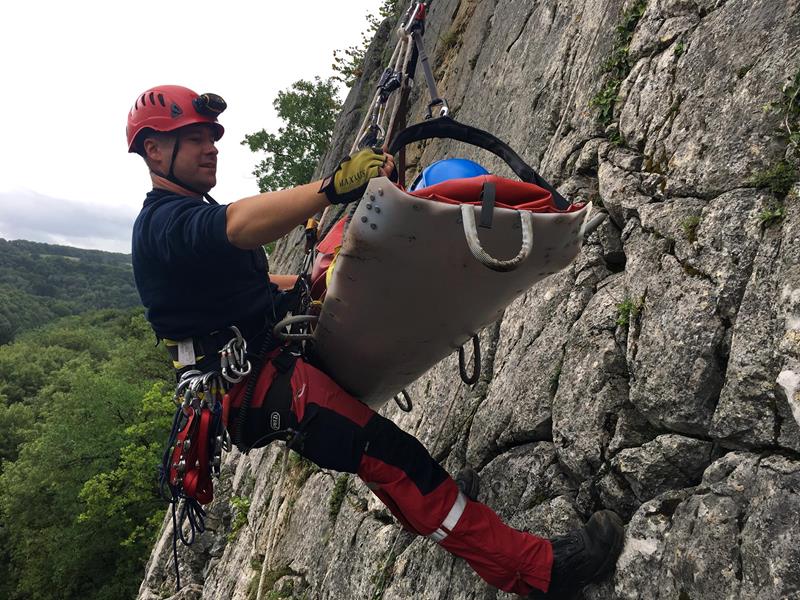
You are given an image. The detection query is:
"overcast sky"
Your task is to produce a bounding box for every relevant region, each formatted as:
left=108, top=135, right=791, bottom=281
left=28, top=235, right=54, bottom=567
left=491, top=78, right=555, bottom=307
left=0, top=0, right=382, bottom=253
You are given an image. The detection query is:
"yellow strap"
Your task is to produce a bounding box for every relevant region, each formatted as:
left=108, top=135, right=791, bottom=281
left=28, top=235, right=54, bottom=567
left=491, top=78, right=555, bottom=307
left=326, top=246, right=342, bottom=288
left=163, top=338, right=205, bottom=369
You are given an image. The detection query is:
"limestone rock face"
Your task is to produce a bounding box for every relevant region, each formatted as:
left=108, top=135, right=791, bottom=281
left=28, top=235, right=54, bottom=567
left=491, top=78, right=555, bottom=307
left=138, top=1, right=800, bottom=598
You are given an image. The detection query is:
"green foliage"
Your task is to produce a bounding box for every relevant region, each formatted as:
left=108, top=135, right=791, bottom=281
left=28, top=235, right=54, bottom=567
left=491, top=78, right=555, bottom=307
left=758, top=204, right=786, bottom=229
left=247, top=564, right=296, bottom=600
left=332, top=0, right=402, bottom=86
left=370, top=542, right=399, bottom=600
left=0, top=309, right=172, bottom=600
left=440, top=27, right=461, bottom=53
left=328, top=474, right=349, bottom=523
left=229, top=495, right=252, bottom=540
left=590, top=0, right=648, bottom=129
left=242, top=78, right=341, bottom=193
left=681, top=215, right=701, bottom=242
left=617, top=297, right=644, bottom=327
left=288, top=451, right=319, bottom=487
left=0, top=239, right=139, bottom=344
left=748, top=160, right=798, bottom=197
left=781, top=69, right=800, bottom=151
left=674, top=40, right=686, bottom=57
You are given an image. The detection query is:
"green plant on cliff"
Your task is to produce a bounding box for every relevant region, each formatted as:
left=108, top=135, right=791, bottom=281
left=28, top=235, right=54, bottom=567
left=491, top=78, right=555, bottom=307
left=229, top=496, right=252, bottom=541
left=758, top=204, right=786, bottom=230
left=780, top=69, right=800, bottom=151
left=617, top=296, right=644, bottom=327
left=748, top=160, right=798, bottom=198
left=752, top=69, right=800, bottom=202
left=370, top=542, right=399, bottom=600
left=590, top=0, right=648, bottom=131
left=681, top=215, right=701, bottom=242
left=328, top=474, right=350, bottom=523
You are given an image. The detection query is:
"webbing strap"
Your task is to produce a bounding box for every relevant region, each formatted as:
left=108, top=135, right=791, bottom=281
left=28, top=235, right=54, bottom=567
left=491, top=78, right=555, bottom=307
left=388, top=116, right=570, bottom=209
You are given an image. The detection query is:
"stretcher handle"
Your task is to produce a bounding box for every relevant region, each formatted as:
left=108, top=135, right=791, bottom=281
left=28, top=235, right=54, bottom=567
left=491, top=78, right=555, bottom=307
left=388, top=115, right=571, bottom=210
left=273, top=315, right=318, bottom=341
left=460, top=205, right=534, bottom=272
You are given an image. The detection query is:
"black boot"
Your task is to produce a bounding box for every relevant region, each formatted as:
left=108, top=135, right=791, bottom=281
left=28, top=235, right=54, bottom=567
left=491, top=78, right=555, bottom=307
left=529, top=510, right=624, bottom=599
left=454, top=466, right=480, bottom=501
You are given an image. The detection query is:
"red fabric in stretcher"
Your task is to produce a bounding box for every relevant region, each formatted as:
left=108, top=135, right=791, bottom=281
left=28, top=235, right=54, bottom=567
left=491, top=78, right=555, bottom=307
left=408, top=174, right=584, bottom=212
left=310, top=217, right=346, bottom=302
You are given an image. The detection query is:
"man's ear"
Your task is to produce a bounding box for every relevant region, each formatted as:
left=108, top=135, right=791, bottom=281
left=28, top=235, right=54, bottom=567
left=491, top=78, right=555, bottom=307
left=142, top=137, right=162, bottom=162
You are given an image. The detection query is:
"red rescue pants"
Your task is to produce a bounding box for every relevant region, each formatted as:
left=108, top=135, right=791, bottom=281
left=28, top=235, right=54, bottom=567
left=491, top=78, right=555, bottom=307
left=264, top=357, right=553, bottom=595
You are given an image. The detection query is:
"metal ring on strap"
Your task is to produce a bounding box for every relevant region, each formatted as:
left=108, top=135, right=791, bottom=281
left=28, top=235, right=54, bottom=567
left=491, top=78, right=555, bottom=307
left=458, top=334, right=481, bottom=385
left=273, top=315, right=319, bottom=341
left=393, top=389, right=413, bottom=412
left=460, top=205, right=534, bottom=272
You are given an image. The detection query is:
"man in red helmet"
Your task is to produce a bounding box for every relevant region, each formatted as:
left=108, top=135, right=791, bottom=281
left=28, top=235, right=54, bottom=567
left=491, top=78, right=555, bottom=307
left=128, top=85, right=623, bottom=598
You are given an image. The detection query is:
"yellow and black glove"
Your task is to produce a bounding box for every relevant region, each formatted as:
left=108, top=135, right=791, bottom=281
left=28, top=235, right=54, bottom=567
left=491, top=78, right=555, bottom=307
left=320, top=148, right=387, bottom=205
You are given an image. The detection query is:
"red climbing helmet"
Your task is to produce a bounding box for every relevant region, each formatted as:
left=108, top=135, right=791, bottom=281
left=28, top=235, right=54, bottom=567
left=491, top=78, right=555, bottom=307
left=126, top=85, right=226, bottom=154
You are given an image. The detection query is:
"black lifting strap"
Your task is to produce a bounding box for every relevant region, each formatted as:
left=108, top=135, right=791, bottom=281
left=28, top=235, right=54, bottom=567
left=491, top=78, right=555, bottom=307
left=388, top=116, right=571, bottom=210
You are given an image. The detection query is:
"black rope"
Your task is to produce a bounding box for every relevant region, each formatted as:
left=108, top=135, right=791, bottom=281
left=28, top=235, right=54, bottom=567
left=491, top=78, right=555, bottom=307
left=458, top=335, right=481, bottom=385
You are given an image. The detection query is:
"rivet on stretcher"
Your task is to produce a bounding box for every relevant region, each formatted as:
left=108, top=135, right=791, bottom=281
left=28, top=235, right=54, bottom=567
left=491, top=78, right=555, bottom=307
left=370, top=194, right=376, bottom=201
left=370, top=224, right=378, bottom=230
left=361, top=216, right=369, bottom=223
left=378, top=188, right=384, bottom=196
left=374, top=206, right=381, bottom=214
left=366, top=203, right=373, bottom=210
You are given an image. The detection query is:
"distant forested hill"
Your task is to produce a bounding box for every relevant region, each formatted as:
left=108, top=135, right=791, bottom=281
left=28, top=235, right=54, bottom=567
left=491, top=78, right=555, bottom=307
left=0, top=239, right=139, bottom=344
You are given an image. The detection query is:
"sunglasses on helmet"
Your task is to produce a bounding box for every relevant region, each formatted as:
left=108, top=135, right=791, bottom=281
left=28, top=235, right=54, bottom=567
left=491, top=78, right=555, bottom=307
left=193, top=93, right=227, bottom=117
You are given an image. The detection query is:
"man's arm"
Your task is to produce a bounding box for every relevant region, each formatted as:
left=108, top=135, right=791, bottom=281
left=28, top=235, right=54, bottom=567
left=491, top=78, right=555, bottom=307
left=226, top=151, right=395, bottom=250
left=269, top=274, right=299, bottom=290
left=226, top=181, right=329, bottom=249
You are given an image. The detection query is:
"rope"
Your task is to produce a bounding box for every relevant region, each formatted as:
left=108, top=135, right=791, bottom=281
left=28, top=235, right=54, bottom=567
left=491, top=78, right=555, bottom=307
left=255, top=446, right=291, bottom=600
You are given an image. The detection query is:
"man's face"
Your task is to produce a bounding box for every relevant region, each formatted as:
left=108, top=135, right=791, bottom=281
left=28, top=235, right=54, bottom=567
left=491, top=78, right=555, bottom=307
left=170, top=124, right=219, bottom=193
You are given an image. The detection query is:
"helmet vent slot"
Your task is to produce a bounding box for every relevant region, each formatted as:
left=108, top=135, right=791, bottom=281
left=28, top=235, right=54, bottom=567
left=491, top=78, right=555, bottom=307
left=157, top=93, right=166, bottom=107
left=148, top=92, right=155, bottom=105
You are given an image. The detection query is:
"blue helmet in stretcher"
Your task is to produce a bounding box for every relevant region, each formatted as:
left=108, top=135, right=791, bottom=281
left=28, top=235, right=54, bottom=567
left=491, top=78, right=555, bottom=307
left=410, top=158, right=490, bottom=191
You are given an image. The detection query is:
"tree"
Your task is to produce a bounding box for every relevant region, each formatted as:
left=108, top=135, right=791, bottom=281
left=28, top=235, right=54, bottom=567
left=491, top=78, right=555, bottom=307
left=242, top=77, right=341, bottom=193
left=331, top=0, right=402, bottom=86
